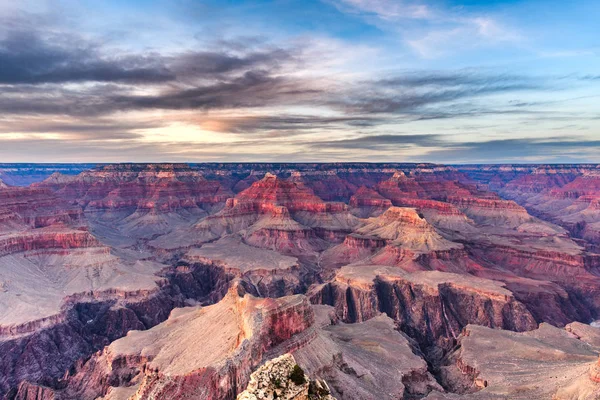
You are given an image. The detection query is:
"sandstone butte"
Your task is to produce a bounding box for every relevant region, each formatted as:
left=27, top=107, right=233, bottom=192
left=0, top=162, right=600, bottom=399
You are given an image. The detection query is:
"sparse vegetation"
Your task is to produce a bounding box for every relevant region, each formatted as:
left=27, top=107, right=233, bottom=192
left=289, top=364, right=306, bottom=385
left=271, top=376, right=282, bottom=388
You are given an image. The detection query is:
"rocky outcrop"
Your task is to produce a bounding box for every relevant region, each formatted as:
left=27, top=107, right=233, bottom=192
left=237, top=353, right=335, bottom=400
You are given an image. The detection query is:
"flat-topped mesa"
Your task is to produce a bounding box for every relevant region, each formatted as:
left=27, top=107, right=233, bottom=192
left=389, top=198, right=462, bottom=216
left=227, top=174, right=360, bottom=243
left=447, top=196, right=527, bottom=211
left=245, top=224, right=328, bottom=256
left=0, top=227, right=100, bottom=257
left=183, top=236, right=303, bottom=297
left=50, top=290, right=315, bottom=400
left=310, top=266, right=536, bottom=351
left=446, top=195, right=535, bottom=227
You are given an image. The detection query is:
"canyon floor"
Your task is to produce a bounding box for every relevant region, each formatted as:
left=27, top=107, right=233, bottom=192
left=1, top=163, right=600, bottom=399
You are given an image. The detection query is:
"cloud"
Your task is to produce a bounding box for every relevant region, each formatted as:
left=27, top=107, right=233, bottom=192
left=307, top=134, right=600, bottom=163
left=192, top=114, right=382, bottom=134
left=406, top=18, right=521, bottom=58
left=333, top=70, right=542, bottom=114
left=327, top=0, right=522, bottom=58
left=311, top=133, right=442, bottom=149
left=327, top=0, right=431, bottom=20
left=110, top=70, right=322, bottom=111
left=0, top=30, right=174, bottom=85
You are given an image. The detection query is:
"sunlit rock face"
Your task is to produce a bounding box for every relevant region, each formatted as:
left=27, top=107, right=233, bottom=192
left=2, top=162, right=600, bottom=399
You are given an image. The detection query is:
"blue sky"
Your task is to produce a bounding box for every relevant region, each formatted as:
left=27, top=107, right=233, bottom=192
left=0, top=0, right=598, bottom=163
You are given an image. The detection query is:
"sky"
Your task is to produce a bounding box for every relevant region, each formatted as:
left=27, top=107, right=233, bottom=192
left=0, top=0, right=598, bottom=163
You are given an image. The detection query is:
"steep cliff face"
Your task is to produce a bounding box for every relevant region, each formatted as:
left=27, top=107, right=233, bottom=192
left=183, top=235, right=306, bottom=298
left=311, top=266, right=537, bottom=355
left=0, top=287, right=179, bottom=398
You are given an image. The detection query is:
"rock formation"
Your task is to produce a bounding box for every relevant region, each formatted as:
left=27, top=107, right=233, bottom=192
left=237, top=353, right=335, bottom=400
left=1, top=162, right=600, bottom=399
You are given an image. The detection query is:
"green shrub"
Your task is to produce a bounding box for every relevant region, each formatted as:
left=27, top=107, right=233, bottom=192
left=271, top=376, right=282, bottom=388
left=289, top=364, right=306, bottom=385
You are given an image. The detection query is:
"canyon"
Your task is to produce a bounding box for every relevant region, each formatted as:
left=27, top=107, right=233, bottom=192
left=0, top=163, right=599, bottom=399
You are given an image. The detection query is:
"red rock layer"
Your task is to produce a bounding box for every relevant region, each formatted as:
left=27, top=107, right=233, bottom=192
left=35, top=164, right=230, bottom=212
left=0, top=229, right=99, bottom=256
left=0, top=187, right=84, bottom=228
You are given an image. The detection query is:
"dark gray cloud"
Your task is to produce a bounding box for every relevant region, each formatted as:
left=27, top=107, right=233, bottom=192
left=0, top=27, right=294, bottom=86
left=313, top=134, right=443, bottom=149
left=376, top=71, right=536, bottom=88
left=335, top=72, right=543, bottom=114
left=110, top=70, right=321, bottom=111
left=310, top=134, right=600, bottom=163
left=169, top=48, right=293, bottom=81
left=0, top=30, right=174, bottom=84
left=422, top=138, right=600, bottom=163
left=0, top=117, right=166, bottom=139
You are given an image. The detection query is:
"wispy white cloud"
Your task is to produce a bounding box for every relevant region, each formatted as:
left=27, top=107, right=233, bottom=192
left=328, top=0, right=432, bottom=20
left=327, top=0, right=523, bottom=58
left=407, top=17, right=522, bottom=58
